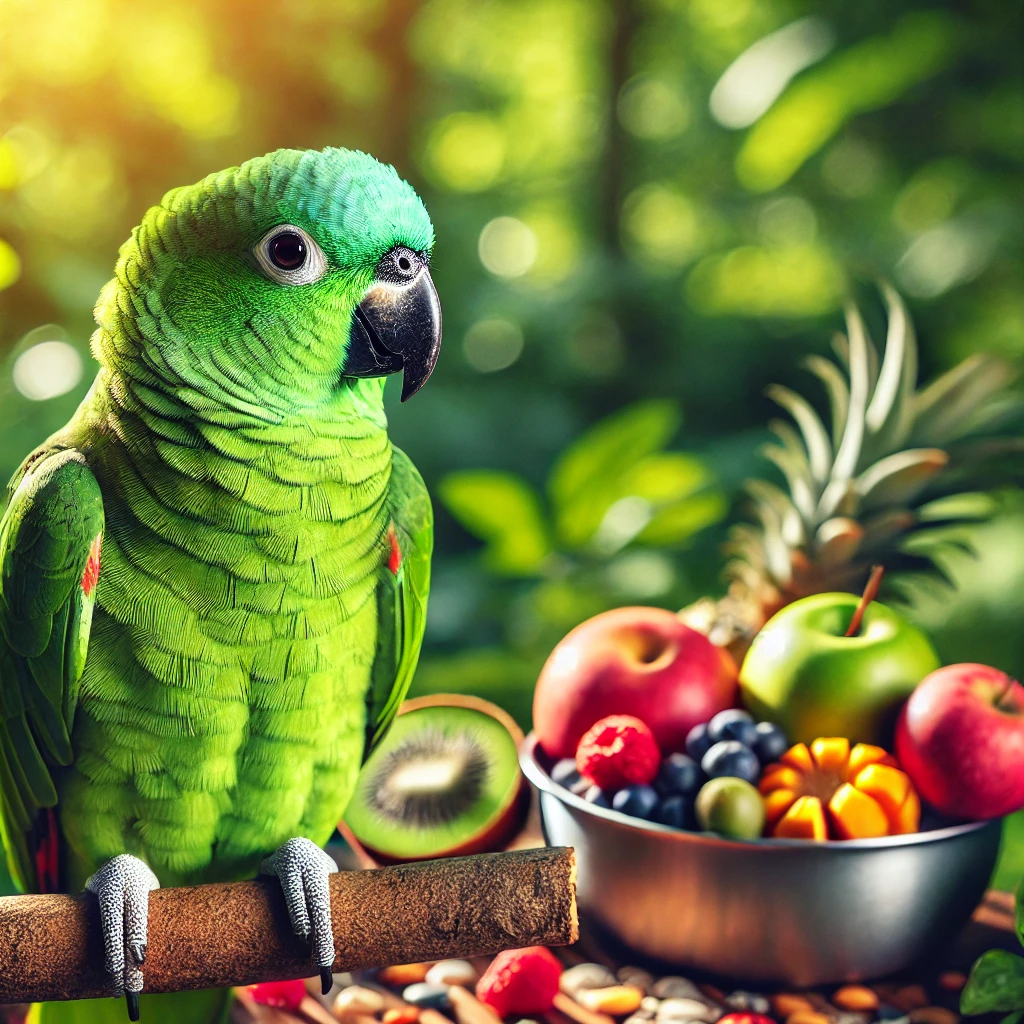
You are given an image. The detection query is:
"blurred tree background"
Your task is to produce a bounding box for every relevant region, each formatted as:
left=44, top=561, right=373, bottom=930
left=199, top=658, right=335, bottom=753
left=0, top=0, right=1022, bottom=882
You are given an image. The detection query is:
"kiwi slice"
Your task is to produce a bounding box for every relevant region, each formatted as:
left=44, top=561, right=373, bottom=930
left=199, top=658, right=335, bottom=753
left=344, top=695, right=528, bottom=862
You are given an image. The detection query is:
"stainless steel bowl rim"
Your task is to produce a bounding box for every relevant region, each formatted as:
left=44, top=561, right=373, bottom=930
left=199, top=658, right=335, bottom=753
left=521, top=731, right=994, bottom=852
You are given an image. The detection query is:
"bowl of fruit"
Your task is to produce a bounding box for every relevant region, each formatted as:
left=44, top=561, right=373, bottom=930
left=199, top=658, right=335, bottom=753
left=522, top=599, right=1017, bottom=986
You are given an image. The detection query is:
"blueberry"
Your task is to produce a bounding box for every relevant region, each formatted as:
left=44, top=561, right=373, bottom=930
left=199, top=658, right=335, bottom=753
left=685, top=722, right=713, bottom=761
left=701, top=740, right=761, bottom=784
left=654, top=753, right=702, bottom=797
left=583, top=785, right=610, bottom=808
left=654, top=794, right=696, bottom=830
left=708, top=709, right=758, bottom=747
left=753, top=721, right=788, bottom=763
left=612, top=784, right=660, bottom=820
left=551, top=758, right=581, bottom=788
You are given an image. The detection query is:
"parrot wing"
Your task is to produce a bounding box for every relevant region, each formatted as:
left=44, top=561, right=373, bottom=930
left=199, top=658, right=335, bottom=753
left=0, top=449, right=104, bottom=891
left=363, top=445, right=432, bottom=758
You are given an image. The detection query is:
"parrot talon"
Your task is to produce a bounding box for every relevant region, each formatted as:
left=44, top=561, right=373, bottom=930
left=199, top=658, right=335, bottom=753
left=261, top=837, right=338, bottom=983
left=85, top=855, right=160, bottom=1009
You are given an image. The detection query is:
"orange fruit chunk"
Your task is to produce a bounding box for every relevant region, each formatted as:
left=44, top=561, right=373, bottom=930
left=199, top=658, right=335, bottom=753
left=828, top=783, right=889, bottom=839
left=760, top=738, right=921, bottom=841
left=774, top=795, right=828, bottom=840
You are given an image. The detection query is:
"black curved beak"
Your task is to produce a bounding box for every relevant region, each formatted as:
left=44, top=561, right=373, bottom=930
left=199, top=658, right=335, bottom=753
left=345, top=266, right=442, bottom=401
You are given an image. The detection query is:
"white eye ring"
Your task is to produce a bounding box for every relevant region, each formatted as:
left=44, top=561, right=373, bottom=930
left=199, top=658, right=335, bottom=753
left=254, top=224, right=327, bottom=285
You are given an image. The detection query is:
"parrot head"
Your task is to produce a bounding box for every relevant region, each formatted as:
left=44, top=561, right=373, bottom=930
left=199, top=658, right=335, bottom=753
left=96, top=147, right=441, bottom=418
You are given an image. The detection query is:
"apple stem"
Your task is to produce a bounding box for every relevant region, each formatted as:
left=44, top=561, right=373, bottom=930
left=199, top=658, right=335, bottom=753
left=995, top=676, right=1017, bottom=711
left=845, top=565, right=885, bottom=638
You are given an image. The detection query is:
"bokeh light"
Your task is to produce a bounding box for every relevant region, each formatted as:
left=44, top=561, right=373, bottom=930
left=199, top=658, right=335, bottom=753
left=478, top=217, right=537, bottom=278
left=425, top=112, right=506, bottom=192
left=463, top=318, right=525, bottom=373
left=618, top=77, right=691, bottom=140
left=709, top=17, right=834, bottom=129
left=12, top=333, right=84, bottom=401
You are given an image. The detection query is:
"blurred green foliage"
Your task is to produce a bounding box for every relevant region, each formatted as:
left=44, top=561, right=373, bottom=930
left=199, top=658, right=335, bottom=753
left=0, top=0, right=1022, bottom=882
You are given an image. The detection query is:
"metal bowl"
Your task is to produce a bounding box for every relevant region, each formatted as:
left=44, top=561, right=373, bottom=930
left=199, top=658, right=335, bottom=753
left=521, top=733, right=1001, bottom=985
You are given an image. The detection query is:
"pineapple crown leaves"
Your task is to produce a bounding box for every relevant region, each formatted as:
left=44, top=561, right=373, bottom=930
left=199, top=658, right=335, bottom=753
left=728, top=282, right=1024, bottom=600
left=438, top=400, right=726, bottom=578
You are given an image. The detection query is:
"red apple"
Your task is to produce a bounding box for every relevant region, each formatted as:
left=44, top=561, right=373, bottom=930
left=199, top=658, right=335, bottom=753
left=533, top=606, right=738, bottom=759
left=895, top=663, right=1024, bottom=820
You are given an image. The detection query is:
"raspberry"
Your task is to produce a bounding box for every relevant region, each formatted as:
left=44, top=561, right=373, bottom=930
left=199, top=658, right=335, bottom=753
left=576, top=714, right=661, bottom=790
left=249, top=979, right=306, bottom=1012
left=476, top=946, right=562, bottom=1017
left=719, top=1015, right=775, bottom=1024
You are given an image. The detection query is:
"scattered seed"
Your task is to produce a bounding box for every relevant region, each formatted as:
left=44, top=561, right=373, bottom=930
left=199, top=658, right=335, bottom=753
left=383, top=1008, right=420, bottom=1024
left=404, top=984, right=453, bottom=1012
left=426, top=961, right=478, bottom=988
left=380, top=965, right=431, bottom=987
left=642, top=998, right=663, bottom=1014
left=334, top=987, right=387, bottom=1016
left=785, top=1012, right=831, bottom=1024
left=657, top=997, right=723, bottom=1023
left=833, top=987, right=879, bottom=1012
left=625, top=1015, right=654, bottom=1024
left=772, top=996, right=815, bottom=1018
left=652, top=980, right=707, bottom=1002
left=619, top=968, right=656, bottom=994
left=552, top=991, right=618, bottom=1024
left=562, top=964, right=621, bottom=999
left=908, top=1009, right=959, bottom=1024
left=448, top=986, right=503, bottom=1024
left=725, top=993, right=771, bottom=1015
left=938, top=973, right=967, bottom=992
left=578, top=986, right=645, bottom=1016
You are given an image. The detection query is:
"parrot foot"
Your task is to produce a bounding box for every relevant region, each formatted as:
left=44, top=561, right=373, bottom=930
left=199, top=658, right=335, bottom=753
left=261, top=837, right=339, bottom=995
left=84, top=854, right=160, bottom=1021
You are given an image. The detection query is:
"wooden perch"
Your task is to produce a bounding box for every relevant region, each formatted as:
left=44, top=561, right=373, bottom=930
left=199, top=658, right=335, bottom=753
left=0, top=847, right=577, bottom=1006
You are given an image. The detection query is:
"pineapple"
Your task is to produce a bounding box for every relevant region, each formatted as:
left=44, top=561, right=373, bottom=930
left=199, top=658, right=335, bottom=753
left=682, top=282, right=1024, bottom=659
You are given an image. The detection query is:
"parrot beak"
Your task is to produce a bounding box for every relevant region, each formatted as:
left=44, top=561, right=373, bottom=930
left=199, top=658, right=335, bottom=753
left=345, top=266, right=442, bottom=401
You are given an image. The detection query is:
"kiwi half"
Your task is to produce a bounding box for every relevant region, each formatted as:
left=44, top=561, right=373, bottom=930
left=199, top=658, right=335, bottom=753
left=344, top=694, right=528, bottom=862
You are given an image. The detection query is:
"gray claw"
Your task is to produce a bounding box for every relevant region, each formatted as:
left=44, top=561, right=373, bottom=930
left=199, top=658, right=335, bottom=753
left=261, top=837, right=338, bottom=981
left=85, top=854, right=160, bottom=1007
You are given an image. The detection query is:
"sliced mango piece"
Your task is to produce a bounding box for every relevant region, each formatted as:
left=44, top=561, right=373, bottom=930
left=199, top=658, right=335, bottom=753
left=810, top=737, right=851, bottom=780
left=762, top=787, right=798, bottom=828
left=847, top=743, right=896, bottom=778
left=774, top=795, right=828, bottom=840
left=780, top=742, right=814, bottom=773
left=758, top=765, right=803, bottom=794
left=828, top=783, right=889, bottom=840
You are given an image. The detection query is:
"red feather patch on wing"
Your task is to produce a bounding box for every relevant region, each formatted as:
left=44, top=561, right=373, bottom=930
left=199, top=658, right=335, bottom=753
left=387, top=523, right=402, bottom=575
left=33, top=808, right=60, bottom=894
left=81, top=531, right=102, bottom=597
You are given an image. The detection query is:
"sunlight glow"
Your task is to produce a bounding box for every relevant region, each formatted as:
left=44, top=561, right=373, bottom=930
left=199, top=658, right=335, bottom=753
left=478, top=217, right=537, bottom=278
left=710, top=17, right=834, bottom=129
left=13, top=338, right=83, bottom=401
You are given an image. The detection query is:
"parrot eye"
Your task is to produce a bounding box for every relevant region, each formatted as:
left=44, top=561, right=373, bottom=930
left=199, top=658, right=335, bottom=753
left=254, top=224, right=327, bottom=286
left=377, top=245, right=424, bottom=284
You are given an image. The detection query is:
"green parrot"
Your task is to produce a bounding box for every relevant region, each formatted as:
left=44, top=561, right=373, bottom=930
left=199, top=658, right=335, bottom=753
left=0, top=147, right=439, bottom=1023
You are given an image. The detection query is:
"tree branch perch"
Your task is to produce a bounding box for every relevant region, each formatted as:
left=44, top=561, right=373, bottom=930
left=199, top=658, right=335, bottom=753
left=0, top=847, right=577, bottom=1005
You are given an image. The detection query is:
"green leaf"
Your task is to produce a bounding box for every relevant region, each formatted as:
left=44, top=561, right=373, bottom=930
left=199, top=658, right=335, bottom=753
left=1003, top=1011, right=1024, bottom=1024
left=547, top=400, right=681, bottom=549
left=1017, top=876, right=1024, bottom=947
left=961, top=950, right=1024, bottom=1015
left=639, top=490, right=727, bottom=547
left=439, top=470, right=551, bottom=576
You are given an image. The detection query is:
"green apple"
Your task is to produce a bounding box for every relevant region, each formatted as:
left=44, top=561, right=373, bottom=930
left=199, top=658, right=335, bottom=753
left=739, top=593, right=940, bottom=747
